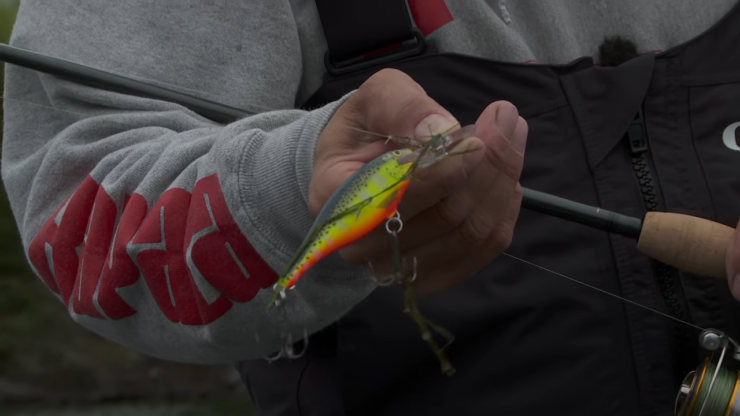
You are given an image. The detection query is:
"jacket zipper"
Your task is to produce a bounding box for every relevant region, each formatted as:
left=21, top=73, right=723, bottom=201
left=624, top=108, right=695, bottom=382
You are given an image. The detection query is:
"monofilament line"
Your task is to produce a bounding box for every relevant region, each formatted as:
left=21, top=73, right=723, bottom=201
left=502, top=252, right=708, bottom=332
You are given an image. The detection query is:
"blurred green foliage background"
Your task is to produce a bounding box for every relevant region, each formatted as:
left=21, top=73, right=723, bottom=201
left=1, top=2, right=254, bottom=414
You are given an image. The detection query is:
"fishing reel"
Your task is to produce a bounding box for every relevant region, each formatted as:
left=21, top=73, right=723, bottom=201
left=676, top=329, right=740, bottom=416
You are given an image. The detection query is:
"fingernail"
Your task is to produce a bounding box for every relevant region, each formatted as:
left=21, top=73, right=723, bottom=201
left=415, top=114, right=457, bottom=140
left=496, top=102, right=518, bottom=140
left=511, top=117, right=527, bottom=155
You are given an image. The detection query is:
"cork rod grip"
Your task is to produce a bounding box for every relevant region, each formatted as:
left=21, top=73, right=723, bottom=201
left=636, top=212, right=735, bottom=279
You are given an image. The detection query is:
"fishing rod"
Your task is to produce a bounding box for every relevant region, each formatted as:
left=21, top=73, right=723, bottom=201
left=2, top=43, right=732, bottom=278
left=1, top=42, right=737, bottom=415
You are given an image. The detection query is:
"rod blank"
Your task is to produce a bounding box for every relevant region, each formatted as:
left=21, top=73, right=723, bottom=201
left=0, top=43, right=247, bottom=124
left=521, top=188, right=642, bottom=238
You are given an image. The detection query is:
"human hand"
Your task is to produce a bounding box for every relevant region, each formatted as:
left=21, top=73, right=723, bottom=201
left=310, top=68, right=527, bottom=296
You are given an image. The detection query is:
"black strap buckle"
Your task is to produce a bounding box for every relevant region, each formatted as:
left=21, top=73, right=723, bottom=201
left=323, top=27, right=427, bottom=77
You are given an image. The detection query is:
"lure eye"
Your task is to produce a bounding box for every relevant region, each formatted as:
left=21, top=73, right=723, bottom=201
left=392, top=150, right=402, bottom=156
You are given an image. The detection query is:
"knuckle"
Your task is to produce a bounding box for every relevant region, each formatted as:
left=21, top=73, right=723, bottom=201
left=362, top=69, right=416, bottom=98
left=431, top=197, right=469, bottom=228
left=372, top=67, right=407, bottom=82
left=355, top=70, right=449, bottom=137
left=462, top=214, right=496, bottom=245
left=485, top=138, right=523, bottom=184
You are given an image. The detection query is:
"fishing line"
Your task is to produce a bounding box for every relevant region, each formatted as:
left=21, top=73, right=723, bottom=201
left=501, top=252, right=709, bottom=333
left=693, top=361, right=739, bottom=416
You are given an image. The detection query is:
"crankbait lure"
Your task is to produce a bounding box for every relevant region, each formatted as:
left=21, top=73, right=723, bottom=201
left=268, top=147, right=416, bottom=306
left=268, top=123, right=477, bottom=306
left=267, top=124, right=479, bottom=375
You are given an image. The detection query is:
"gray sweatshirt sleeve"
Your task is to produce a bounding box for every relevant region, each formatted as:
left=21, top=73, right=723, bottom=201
left=1, top=0, right=376, bottom=364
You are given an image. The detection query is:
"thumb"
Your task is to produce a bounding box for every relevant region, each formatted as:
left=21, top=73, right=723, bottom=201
left=343, top=68, right=460, bottom=152
left=310, top=68, right=461, bottom=213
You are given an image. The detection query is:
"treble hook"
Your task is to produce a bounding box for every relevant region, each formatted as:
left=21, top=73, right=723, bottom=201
left=262, top=287, right=304, bottom=362
left=257, top=329, right=310, bottom=362
left=284, top=329, right=310, bottom=359
left=368, top=212, right=417, bottom=286
left=367, top=260, right=398, bottom=286
left=368, top=256, right=417, bottom=285
left=255, top=333, right=284, bottom=362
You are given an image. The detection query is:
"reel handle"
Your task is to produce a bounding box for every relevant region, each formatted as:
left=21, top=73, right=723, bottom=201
left=637, top=212, right=735, bottom=279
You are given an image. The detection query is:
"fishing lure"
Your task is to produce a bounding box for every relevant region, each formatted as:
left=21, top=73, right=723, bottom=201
left=267, top=147, right=415, bottom=307
left=268, top=123, right=477, bottom=306
left=266, top=123, right=479, bottom=375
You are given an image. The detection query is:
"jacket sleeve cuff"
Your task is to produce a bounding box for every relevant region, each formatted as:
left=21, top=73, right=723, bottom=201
left=234, top=91, right=375, bottom=284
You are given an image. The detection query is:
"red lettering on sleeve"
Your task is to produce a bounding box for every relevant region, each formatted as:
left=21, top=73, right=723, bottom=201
left=27, top=176, right=99, bottom=306
left=133, top=188, right=232, bottom=325
left=71, top=186, right=118, bottom=318
left=186, top=175, right=278, bottom=303
left=28, top=173, right=278, bottom=326
left=96, top=194, right=147, bottom=320
left=27, top=198, right=68, bottom=295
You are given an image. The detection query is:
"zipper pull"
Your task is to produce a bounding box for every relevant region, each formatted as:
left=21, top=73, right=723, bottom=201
left=626, top=109, right=648, bottom=154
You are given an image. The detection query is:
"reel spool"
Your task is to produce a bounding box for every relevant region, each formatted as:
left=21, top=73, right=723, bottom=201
left=676, top=329, right=740, bottom=416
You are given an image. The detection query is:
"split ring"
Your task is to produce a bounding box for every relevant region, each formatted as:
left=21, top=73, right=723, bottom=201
left=386, top=212, right=403, bottom=234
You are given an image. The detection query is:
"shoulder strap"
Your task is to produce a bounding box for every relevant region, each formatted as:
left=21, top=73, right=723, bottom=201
left=314, top=0, right=426, bottom=76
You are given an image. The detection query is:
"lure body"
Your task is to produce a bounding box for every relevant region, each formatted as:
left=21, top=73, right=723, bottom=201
left=274, top=148, right=415, bottom=292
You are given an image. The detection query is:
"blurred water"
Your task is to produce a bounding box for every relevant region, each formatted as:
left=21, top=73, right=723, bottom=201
left=5, top=399, right=255, bottom=416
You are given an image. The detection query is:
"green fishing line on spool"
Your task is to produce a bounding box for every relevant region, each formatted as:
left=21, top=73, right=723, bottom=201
left=690, top=361, right=737, bottom=416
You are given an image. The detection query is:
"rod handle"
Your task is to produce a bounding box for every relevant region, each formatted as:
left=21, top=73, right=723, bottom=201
left=637, top=212, right=735, bottom=279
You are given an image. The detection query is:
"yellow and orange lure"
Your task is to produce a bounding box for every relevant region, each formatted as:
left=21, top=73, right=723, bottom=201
left=266, top=124, right=478, bottom=375
left=268, top=124, right=479, bottom=307
left=268, top=148, right=415, bottom=306
left=268, top=124, right=477, bottom=305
